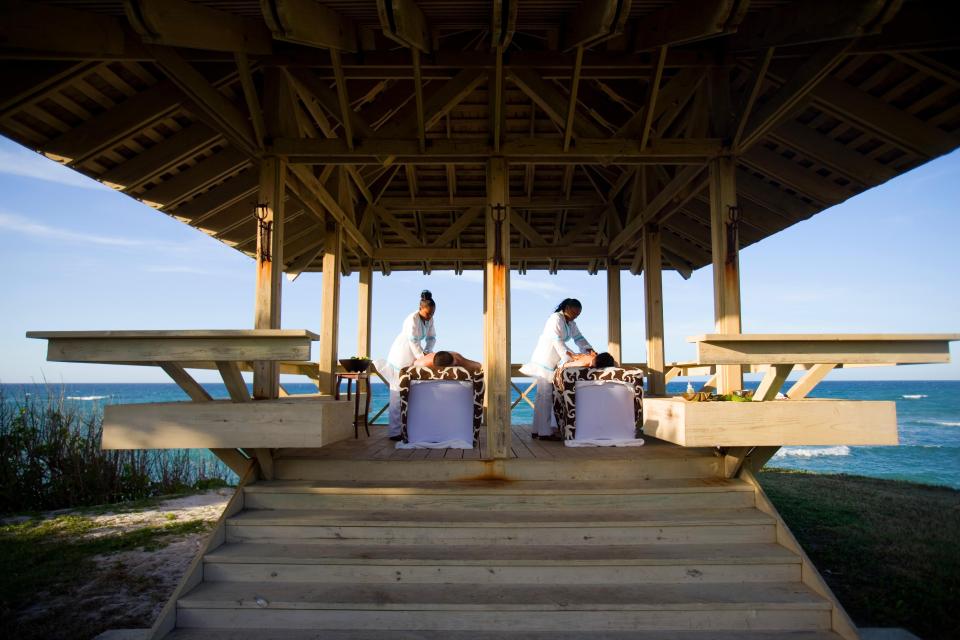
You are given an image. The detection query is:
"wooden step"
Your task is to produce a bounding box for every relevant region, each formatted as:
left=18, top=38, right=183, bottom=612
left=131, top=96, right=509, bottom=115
left=224, top=507, right=777, bottom=545
left=272, top=456, right=720, bottom=482
left=166, top=630, right=846, bottom=640
left=242, top=478, right=756, bottom=511
left=175, top=581, right=831, bottom=631
left=203, top=541, right=800, bottom=584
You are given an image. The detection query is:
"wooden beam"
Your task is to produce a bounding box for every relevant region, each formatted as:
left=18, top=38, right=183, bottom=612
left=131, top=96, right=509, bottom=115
left=507, top=67, right=606, bottom=139
left=380, top=68, right=488, bottom=138
left=382, top=196, right=605, bottom=209
left=411, top=49, right=425, bottom=152
left=643, top=225, right=666, bottom=395
left=287, top=165, right=374, bottom=256
left=640, top=45, right=668, bottom=149
left=609, top=164, right=705, bottom=253
left=491, top=0, right=519, bottom=49
left=431, top=206, right=484, bottom=247
left=754, top=364, right=794, bottom=401
left=147, top=46, right=258, bottom=156
left=177, top=170, right=258, bottom=224
left=565, top=0, right=631, bottom=50
left=370, top=204, right=422, bottom=247
left=732, top=47, right=774, bottom=149
left=484, top=157, right=511, bottom=459
left=142, top=148, right=250, bottom=210
left=813, top=76, right=960, bottom=158
left=42, top=79, right=181, bottom=166
left=235, top=53, right=266, bottom=149
left=329, top=49, right=354, bottom=150
left=373, top=246, right=608, bottom=261
left=252, top=157, right=285, bottom=400
left=509, top=210, right=546, bottom=247
left=217, top=361, right=251, bottom=402
left=159, top=362, right=212, bottom=402
left=768, top=121, right=898, bottom=186
left=492, top=45, right=505, bottom=152
left=377, top=0, right=431, bottom=53
left=317, top=184, right=343, bottom=395
left=739, top=39, right=854, bottom=151
left=709, top=156, right=742, bottom=394
left=126, top=0, right=271, bottom=54
left=99, top=123, right=219, bottom=190
left=607, top=266, right=622, bottom=363
left=285, top=67, right=374, bottom=139
left=740, top=146, right=854, bottom=205
left=357, top=265, right=373, bottom=358
left=616, top=68, right=705, bottom=138
left=273, top=136, right=720, bottom=163
left=786, top=363, right=836, bottom=399
left=261, top=0, right=358, bottom=52
left=632, top=0, right=746, bottom=51
left=730, top=0, right=900, bottom=51
left=563, top=47, right=585, bottom=152
left=0, top=2, right=128, bottom=56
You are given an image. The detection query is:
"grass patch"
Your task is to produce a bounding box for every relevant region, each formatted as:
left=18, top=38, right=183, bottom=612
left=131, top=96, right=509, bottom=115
left=759, top=468, right=960, bottom=640
left=0, top=511, right=212, bottom=638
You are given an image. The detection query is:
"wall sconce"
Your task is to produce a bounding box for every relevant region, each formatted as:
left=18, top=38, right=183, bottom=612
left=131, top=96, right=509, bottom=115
left=255, top=203, right=272, bottom=263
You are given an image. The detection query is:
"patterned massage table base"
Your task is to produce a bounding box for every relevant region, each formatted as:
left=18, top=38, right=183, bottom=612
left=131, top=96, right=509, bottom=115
left=398, top=366, right=485, bottom=446
left=553, top=366, right=645, bottom=440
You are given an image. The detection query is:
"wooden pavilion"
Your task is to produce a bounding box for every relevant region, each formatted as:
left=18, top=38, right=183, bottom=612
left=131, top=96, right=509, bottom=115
left=6, top=1, right=960, bottom=638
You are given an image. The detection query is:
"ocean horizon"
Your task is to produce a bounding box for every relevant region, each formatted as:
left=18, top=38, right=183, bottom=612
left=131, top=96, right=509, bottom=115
left=3, top=380, right=959, bottom=490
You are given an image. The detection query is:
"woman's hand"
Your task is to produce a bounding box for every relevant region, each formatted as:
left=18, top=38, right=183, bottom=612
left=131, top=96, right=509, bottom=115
left=565, top=350, right=575, bottom=359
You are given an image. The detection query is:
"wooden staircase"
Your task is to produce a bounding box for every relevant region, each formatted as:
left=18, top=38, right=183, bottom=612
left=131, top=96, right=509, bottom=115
left=157, top=449, right=855, bottom=639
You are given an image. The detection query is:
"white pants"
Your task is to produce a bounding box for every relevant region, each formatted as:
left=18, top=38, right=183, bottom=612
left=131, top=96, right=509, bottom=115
left=388, top=387, right=402, bottom=437
left=532, top=376, right=558, bottom=437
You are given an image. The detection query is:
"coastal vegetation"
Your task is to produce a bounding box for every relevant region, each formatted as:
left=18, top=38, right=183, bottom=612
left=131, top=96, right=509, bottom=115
left=759, top=468, right=960, bottom=640
left=0, top=389, right=232, bottom=513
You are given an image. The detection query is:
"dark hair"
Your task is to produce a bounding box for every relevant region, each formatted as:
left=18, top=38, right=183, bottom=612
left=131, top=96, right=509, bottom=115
left=554, top=298, right=582, bottom=314
left=419, top=289, right=436, bottom=309
left=594, top=352, right=617, bottom=368
left=433, top=351, right=454, bottom=367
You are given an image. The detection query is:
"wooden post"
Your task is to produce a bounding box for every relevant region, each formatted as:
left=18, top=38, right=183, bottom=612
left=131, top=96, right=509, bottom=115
left=643, top=225, right=666, bottom=396
left=252, top=156, right=285, bottom=399
left=484, top=157, right=511, bottom=459
left=357, top=264, right=373, bottom=358
left=317, top=170, right=345, bottom=396
left=709, top=156, right=743, bottom=394
left=606, top=264, right=622, bottom=364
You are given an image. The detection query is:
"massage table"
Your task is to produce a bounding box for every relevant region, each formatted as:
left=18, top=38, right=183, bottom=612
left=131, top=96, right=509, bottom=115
left=397, top=365, right=484, bottom=448
left=553, top=366, right=645, bottom=446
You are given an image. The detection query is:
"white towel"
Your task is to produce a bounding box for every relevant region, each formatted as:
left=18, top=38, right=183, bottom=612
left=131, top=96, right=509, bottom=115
left=564, top=438, right=645, bottom=447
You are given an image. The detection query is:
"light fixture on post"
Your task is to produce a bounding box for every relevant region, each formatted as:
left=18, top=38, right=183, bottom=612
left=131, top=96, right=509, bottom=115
left=489, top=203, right=509, bottom=266
left=255, top=203, right=272, bottom=263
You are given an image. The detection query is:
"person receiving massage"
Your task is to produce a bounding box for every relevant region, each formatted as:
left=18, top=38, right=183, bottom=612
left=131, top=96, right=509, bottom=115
left=519, top=298, right=596, bottom=441
left=412, top=350, right=482, bottom=373
left=381, top=290, right=437, bottom=440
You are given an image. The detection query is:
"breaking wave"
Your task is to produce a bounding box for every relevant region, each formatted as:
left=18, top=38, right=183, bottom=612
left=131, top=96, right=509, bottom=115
left=774, top=446, right=851, bottom=458
left=902, top=394, right=928, bottom=399
left=66, top=395, right=109, bottom=401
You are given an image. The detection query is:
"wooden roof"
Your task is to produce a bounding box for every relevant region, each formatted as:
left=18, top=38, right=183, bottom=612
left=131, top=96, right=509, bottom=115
left=1, top=0, right=958, bottom=276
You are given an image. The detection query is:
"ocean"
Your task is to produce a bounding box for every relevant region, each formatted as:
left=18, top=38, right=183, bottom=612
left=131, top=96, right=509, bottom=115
left=3, top=380, right=959, bottom=489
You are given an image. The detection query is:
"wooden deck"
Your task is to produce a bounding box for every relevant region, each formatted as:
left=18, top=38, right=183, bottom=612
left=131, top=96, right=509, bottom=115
left=275, top=423, right=711, bottom=463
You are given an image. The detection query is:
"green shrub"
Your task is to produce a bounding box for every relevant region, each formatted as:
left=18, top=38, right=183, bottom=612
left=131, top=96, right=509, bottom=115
left=0, top=388, right=232, bottom=514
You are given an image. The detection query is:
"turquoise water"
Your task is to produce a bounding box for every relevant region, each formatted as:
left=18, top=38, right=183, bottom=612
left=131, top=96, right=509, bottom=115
left=3, top=380, right=959, bottom=489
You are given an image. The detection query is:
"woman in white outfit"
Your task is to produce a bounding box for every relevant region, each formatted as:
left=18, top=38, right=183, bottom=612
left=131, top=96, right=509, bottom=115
left=381, top=290, right=437, bottom=440
left=519, top=298, right=595, bottom=440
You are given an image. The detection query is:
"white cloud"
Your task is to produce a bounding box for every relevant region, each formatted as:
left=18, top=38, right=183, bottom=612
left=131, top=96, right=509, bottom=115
left=0, top=147, right=103, bottom=190
left=0, top=211, right=148, bottom=247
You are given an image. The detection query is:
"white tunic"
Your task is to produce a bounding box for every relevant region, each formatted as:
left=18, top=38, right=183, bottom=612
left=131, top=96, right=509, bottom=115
left=383, top=310, right=437, bottom=386
left=519, top=311, right=593, bottom=380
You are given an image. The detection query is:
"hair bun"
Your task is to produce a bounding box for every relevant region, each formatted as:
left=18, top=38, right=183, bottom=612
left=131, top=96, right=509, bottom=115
left=420, top=289, right=433, bottom=301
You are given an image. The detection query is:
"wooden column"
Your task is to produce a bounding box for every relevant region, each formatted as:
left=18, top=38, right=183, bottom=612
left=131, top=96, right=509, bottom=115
left=709, top=156, right=743, bottom=394
left=252, top=156, right=285, bottom=399
left=643, top=225, right=666, bottom=396
left=317, top=170, right=345, bottom=396
left=357, top=265, right=373, bottom=358
left=606, top=264, right=622, bottom=363
left=484, top=158, right=511, bottom=459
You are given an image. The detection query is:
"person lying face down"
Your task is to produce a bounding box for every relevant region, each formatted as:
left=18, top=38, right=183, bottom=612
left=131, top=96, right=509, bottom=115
left=559, top=351, right=619, bottom=369
left=412, top=350, right=482, bottom=373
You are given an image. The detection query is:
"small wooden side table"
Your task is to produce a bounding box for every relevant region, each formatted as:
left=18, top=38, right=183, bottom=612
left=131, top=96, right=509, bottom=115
left=335, top=371, right=371, bottom=438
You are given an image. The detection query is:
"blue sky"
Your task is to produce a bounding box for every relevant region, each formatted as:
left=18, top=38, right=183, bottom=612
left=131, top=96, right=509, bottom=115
left=1, top=135, right=958, bottom=383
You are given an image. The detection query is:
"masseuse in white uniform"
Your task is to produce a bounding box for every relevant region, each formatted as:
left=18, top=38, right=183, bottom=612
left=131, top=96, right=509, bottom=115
left=519, top=298, right=595, bottom=440
left=382, top=290, right=437, bottom=440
